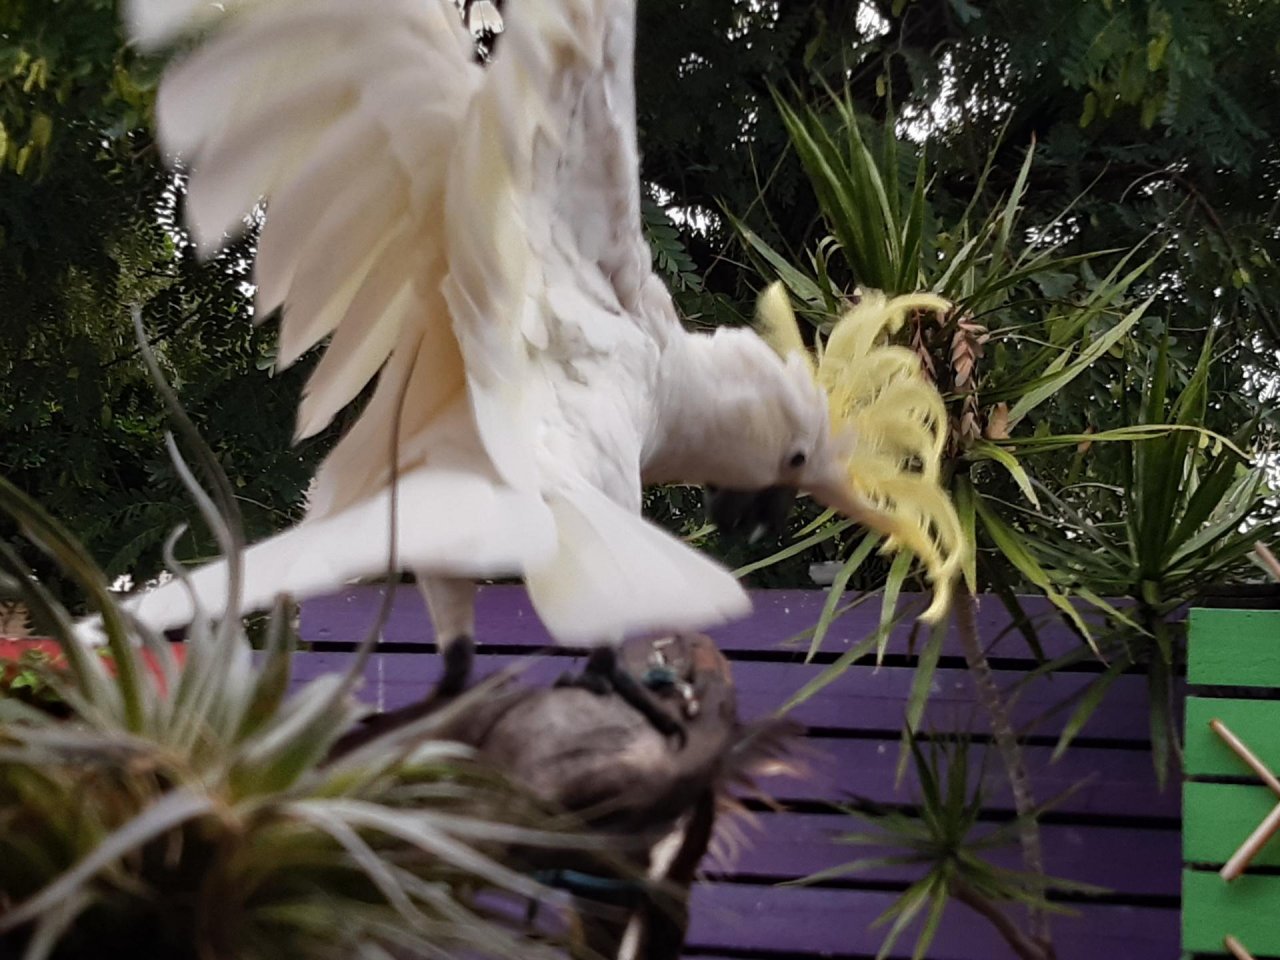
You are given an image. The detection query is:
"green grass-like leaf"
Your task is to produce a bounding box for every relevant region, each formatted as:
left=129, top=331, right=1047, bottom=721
left=793, top=733, right=1095, bottom=960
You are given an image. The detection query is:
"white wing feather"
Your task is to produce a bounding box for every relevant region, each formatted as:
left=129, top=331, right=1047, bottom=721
left=528, top=487, right=751, bottom=645
left=143, top=0, right=482, bottom=451
left=465, top=1, right=504, bottom=37
left=119, top=471, right=556, bottom=634
left=127, top=0, right=249, bottom=49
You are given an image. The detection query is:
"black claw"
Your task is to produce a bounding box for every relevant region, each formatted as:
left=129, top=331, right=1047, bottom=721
left=433, top=635, right=474, bottom=699
left=559, top=648, right=686, bottom=745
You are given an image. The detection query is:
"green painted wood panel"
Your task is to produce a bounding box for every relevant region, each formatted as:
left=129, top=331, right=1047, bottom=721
left=1186, top=697, right=1280, bottom=777
left=1185, top=610, right=1280, bottom=956
left=1184, top=781, right=1280, bottom=868
left=1184, top=869, right=1280, bottom=955
left=1188, top=608, right=1280, bottom=687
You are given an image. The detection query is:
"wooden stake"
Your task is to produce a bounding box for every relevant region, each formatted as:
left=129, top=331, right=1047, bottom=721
left=1210, top=719, right=1280, bottom=797
left=1225, top=934, right=1257, bottom=960
left=1221, top=798, right=1280, bottom=881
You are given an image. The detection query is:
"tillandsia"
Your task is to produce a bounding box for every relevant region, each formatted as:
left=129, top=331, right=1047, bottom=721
left=0, top=479, right=579, bottom=960
left=0, top=309, right=582, bottom=960
left=755, top=282, right=965, bottom=621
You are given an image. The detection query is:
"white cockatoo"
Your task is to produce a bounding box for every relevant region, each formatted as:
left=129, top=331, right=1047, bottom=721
left=113, top=0, right=963, bottom=716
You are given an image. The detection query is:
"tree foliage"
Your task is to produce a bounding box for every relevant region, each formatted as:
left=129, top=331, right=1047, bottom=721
left=1, top=0, right=1277, bottom=599
left=0, top=0, right=331, bottom=599
left=636, top=0, right=1280, bottom=582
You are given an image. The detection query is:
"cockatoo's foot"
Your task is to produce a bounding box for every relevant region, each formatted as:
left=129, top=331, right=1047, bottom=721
left=556, top=647, right=687, bottom=746
left=432, top=635, right=474, bottom=699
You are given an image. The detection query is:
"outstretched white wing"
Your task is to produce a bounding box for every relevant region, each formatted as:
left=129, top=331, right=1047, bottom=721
left=125, top=0, right=749, bottom=640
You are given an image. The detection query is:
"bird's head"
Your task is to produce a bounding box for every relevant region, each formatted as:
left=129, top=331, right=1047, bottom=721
left=697, top=331, right=849, bottom=545
left=703, top=283, right=965, bottom=621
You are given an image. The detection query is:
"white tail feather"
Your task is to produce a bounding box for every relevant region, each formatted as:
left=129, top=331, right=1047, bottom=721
left=85, top=476, right=750, bottom=651
left=526, top=487, right=752, bottom=646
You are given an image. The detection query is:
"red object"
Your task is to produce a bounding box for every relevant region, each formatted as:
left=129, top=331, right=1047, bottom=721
left=0, top=637, right=186, bottom=695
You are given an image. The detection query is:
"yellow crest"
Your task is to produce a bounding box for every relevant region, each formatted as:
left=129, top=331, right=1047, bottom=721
left=756, top=282, right=964, bottom=622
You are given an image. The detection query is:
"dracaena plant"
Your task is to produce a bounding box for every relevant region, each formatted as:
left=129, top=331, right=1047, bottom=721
left=993, top=332, right=1280, bottom=783
left=732, top=87, right=1274, bottom=960
left=790, top=730, right=1100, bottom=960
left=734, top=89, right=1163, bottom=687
left=0, top=327, right=578, bottom=960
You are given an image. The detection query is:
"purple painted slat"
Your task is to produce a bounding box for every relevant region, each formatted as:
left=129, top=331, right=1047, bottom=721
left=279, top=652, right=584, bottom=711
left=285, top=650, right=1167, bottom=742
left=299, top=585, right=1128, bottom=660
left=716, top=813, right=1180, bottom=897
left=686, top=884, right=1176, bottom=959
left=768, top=739, right=1177, bottom=818
left=281, top=654, right=1171, bottom=818
left=726, top=660, right=1171, bottom=741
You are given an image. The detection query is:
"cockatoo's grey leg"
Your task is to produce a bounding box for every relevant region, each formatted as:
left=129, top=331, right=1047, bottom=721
left=418, top=576, right=478, bottom=697
left=558, top=647, right=686, bottom=745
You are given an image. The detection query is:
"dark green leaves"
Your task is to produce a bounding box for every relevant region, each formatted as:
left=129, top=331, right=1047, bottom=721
left=794, top=733, right=1098, bottom=960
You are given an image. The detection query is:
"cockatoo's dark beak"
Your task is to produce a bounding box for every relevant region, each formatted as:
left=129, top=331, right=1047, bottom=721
left=706, top=485, right=797, bottom=543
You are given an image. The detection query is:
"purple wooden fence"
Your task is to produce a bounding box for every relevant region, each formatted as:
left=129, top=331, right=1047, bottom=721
left=297, top=585, right=1181, bottom=959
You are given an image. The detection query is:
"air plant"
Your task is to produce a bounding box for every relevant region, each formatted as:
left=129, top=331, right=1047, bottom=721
left=0, top=319, right=579, bottom=960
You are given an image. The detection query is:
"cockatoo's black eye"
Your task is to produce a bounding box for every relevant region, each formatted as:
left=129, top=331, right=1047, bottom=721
left=788, top=451, right=807, bottom=469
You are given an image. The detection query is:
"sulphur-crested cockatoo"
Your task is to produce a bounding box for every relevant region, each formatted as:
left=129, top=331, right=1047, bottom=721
left=114, top=0, right=962, bottom=715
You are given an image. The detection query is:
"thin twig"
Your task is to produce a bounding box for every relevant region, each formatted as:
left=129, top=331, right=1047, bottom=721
left=1221, top=799, right=1280, bottom=882
left=952, top=882, right=1049, bottom=960
left=1254, top=542, right=1280, bottom=583
left=954, top=588, right=1054, bottom=957
left=1225, top=934, right=1257, bottom=960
